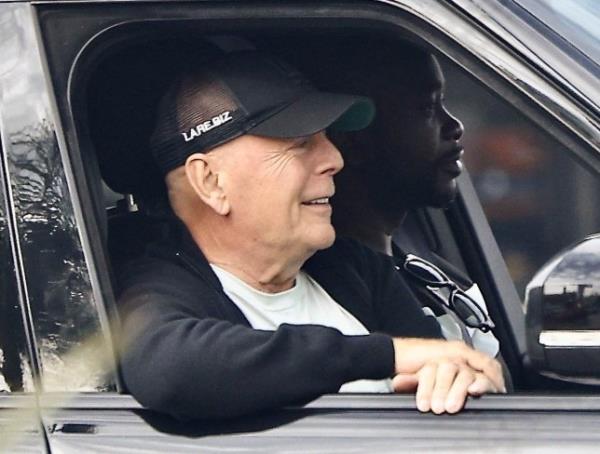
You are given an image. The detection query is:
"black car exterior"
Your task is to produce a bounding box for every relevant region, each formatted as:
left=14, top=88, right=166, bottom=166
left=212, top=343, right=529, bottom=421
left=1, top=0, right=599, bottom=452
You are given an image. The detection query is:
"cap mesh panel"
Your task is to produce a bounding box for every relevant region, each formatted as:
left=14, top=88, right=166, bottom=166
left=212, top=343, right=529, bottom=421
left=150, top=71, right=245, bottom=174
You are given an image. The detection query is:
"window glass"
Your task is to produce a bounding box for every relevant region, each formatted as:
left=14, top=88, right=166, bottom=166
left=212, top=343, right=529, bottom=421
left=7, top=121, right=115, bottom=392
left=442, top=61, right=600, bottom=298
left=0, top=146, right=33, bottom=393
left=0, top=5, right=116, bottom=392
left=513, top=0, right=599, bottom=68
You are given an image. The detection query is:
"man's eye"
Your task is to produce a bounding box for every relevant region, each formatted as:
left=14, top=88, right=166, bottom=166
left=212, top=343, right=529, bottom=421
left=282, top=138, right=309, bottom=153
left=292, top=138, right=310, bottom=149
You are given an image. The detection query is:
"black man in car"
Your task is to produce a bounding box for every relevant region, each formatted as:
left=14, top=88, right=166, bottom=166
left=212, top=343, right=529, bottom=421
left=320, top=39, right=510, bottom=385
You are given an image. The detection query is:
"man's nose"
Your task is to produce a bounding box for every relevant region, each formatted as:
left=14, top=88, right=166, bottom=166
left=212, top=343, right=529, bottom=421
left=315, top=134, right=344, bottom=176
left=443, top=109, right=464, bottom=141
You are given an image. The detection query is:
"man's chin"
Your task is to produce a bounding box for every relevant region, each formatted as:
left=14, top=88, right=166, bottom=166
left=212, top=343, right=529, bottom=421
left=429, top=181, right=459, bottom=208
left=310, top=227, right=336, bottom=252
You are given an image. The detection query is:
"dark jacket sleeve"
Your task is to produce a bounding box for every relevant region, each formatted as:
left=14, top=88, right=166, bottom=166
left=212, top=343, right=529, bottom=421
left=308, top=238, right=443, bottom=339
left=117, top=258, right=394, bottom=421
left=366, top=245, right=444, bottom=339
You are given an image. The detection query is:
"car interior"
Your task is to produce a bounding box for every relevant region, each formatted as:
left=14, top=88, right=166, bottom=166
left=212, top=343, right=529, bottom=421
left=79, top=26, right=521, bottom=389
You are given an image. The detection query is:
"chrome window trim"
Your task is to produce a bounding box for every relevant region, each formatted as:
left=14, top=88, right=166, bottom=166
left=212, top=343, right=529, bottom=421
left=31, top=391, right=600, bottom=412
left=539, top=330, right=600, bottom=347
left=445, top=0, right=599, bottom=113
left=35, top=391, right=600, bottom=412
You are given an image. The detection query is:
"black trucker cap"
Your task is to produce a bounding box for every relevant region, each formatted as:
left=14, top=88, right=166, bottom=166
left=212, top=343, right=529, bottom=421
left=150, top=47, right=375, bottom=175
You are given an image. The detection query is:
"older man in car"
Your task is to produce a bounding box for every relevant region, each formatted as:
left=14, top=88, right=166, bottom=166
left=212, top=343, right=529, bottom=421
left=117, top=43, right=505, bottom=421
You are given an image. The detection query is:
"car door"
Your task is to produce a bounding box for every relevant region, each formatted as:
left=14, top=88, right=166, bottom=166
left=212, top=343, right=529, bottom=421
left=4, top=0, right=600, bottom=451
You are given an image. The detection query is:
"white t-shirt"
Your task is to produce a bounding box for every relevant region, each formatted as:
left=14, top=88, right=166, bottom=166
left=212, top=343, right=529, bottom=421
left=210, top=265, right=392, bottom=393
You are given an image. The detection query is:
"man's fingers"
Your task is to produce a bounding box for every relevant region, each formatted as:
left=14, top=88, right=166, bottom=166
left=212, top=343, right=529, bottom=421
left=467, top=372, right=503, bottom=396
left=391, top=338, right=507, bottom=412
left=414, top=363, right=437, bottom=413
left=413, top=361, right=502, bottom=415
left=393, top=339, right=505, bottom=392
left=430, top=362, right=459, bottom=415
left=465, top=353, right=506, bottom=393
left=445, top=367, right=475, bottom=413
left=392, top=373, right=418, bottom=393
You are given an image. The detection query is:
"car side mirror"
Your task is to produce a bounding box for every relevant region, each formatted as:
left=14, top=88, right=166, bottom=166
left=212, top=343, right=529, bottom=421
left=525, top=234, right=600, bottom=382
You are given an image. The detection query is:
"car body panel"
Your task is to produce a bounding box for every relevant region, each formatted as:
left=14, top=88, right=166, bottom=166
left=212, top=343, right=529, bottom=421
left=0, top=395, right=47, bottom=453
left=445, top=0, right=599, bottom=114
left=0, top=0, right=599, bottom=451
left=40, top=394, right=600, bottom=453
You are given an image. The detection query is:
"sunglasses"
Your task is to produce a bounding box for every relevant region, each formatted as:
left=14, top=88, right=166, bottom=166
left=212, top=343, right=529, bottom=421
left=403, top=254, right=495, bottom=332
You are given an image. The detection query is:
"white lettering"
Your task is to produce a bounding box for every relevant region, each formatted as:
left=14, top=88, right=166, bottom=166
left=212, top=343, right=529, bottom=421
left=181, top=111, right=234, bottom=142
left=200, top=120, right=212, bottom=133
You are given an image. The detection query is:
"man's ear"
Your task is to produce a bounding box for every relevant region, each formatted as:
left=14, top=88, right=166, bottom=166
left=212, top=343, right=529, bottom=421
left=184, top=153, right=230, bottom=215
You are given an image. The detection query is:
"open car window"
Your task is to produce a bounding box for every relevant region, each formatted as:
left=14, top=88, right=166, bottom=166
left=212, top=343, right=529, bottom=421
left=28, top=0, right=598, bottom=403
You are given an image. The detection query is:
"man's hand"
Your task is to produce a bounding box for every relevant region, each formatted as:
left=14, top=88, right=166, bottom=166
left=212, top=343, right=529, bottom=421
left=391, top=338, right=506, bottom=414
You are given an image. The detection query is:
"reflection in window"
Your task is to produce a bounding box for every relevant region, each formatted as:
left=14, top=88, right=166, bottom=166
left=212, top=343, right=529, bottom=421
left=543, top=283, right=600, bottom=330
left=0, top=146, right=33, bottom=393
left=542, top=238, right=600, bottom=330
left=1, top=2, right=116, bottom=393
left=7, top=121, right=115, bottom=392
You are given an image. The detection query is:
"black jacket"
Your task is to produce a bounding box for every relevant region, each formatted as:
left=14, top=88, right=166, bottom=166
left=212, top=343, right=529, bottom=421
left=117, top=224, right=442, bottom=420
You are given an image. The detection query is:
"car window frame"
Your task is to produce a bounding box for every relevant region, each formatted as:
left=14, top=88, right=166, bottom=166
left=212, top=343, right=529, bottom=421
left=447, top=0, right=600, bottom=116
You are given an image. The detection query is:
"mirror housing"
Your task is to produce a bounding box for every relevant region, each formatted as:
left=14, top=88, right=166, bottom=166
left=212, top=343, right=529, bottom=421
left=525, top=234, right=600, bottom=382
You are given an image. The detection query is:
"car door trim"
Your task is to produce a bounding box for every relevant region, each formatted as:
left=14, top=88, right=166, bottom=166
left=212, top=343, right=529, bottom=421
left=539, top=330, right=600, bottom=347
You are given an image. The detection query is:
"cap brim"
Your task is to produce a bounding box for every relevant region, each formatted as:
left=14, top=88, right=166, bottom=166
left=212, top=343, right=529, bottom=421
left=249, top=91, right=375, bottom=138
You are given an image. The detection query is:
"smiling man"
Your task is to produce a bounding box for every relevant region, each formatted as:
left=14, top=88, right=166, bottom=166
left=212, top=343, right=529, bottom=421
left=117, top=43, right=505, bottom=421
